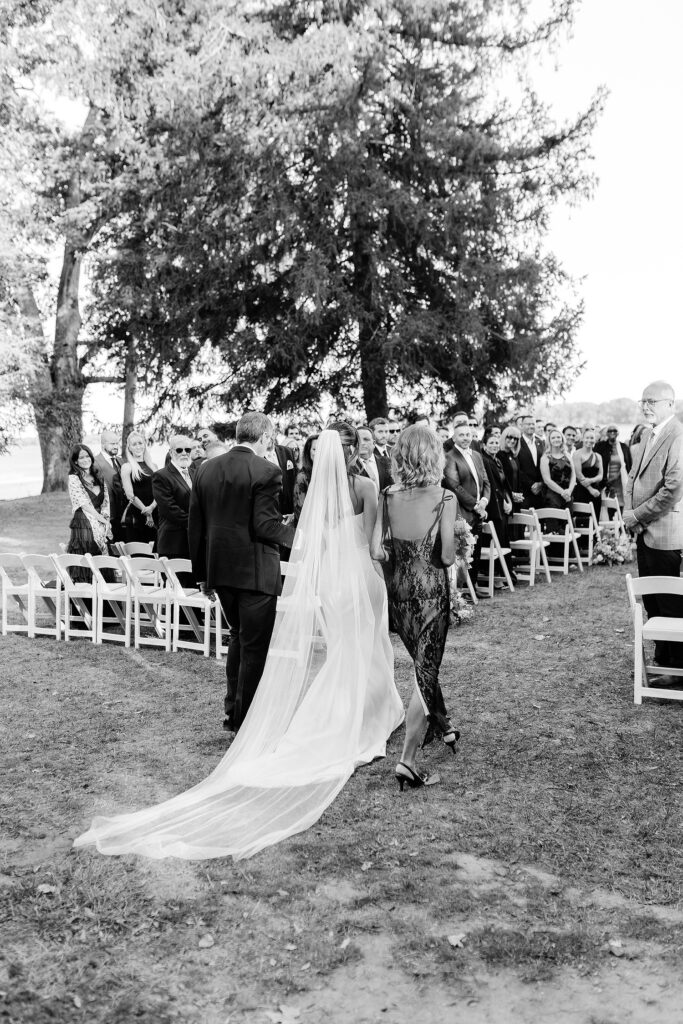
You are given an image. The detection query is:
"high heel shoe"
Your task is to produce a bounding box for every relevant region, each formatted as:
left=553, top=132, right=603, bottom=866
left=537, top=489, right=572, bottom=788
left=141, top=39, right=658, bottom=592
left=443, top=729, right=460, bottom=754
left=395, top=762, right=442, bottom=791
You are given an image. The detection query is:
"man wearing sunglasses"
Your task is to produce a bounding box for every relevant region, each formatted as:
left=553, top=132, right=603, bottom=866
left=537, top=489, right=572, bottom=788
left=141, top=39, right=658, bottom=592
left=624, top=380, right=683, bottom=683
left=152, top=435, right=197, bottom=572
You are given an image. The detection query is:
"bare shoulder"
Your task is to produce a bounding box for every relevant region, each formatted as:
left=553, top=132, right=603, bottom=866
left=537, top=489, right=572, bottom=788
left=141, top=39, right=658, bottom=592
left=354, top=474, right=376, bottom=498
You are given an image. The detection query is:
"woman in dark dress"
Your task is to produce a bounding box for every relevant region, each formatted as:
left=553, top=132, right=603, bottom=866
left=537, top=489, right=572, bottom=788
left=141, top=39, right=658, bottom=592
left=540, top=430, right=576, bottom=552
left=481, top=428, right=515, bottom=583
left=572, top=427, right=603, bottom=514
left=292, top=434, right=319, bottom=526
left=66, top=445, right=111, bottom=583
left=371, top=425, right=458, bottom=790
left=120, top=431, right=158, bottom=545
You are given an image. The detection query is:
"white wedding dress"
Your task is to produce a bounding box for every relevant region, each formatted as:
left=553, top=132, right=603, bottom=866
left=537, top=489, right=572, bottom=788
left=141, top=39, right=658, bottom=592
left=74, top=431, right=404, bottom=860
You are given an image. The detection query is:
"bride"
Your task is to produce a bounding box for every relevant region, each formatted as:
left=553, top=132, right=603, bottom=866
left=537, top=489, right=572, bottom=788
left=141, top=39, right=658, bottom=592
left=74, top=424, right=404, bottom=860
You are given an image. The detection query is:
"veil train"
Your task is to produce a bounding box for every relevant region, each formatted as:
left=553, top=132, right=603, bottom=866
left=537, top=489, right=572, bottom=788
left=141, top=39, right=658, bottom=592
left=74, top=430, right=404, bottom=860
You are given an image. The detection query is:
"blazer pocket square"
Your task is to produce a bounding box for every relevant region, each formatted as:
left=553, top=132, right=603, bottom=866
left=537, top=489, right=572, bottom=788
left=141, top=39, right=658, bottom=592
left=286, top=460, right=295, bottom=470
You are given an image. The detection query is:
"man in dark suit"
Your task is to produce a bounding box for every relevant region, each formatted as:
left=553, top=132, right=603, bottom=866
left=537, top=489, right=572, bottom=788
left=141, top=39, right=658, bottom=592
left=358, top=425, right=392, bottom=491
left=369, top=417, right=391, bottom=462
left=624, top=380, right=683, bottom=682
left=94, top=429, right=123, bottom=541
left=189, top=412, right=295, bottom=731
left=517, top=413, right=544, bottom=508
left=152, top=435, right=194, bottom=578
left=444, top=417, right=491, bottom=596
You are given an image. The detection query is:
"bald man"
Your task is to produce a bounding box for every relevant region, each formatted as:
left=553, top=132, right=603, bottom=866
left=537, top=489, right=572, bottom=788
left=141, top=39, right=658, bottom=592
left=624, top=380, right=683, bottom=682
left=94, top=430, right=123, bottom=540
left=152, top=435, right=195, bottom=567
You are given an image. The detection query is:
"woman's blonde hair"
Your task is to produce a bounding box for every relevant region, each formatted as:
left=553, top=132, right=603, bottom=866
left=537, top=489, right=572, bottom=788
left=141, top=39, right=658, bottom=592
left=500, top=425, right=521, bottom=456
left=125, top=431, right=156, bottom=481
left=391, top=425, right=445, bottom=488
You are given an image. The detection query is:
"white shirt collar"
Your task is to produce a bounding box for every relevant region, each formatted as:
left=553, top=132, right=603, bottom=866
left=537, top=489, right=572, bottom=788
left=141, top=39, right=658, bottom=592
left=99, top=451, right=114, bottom=465
left=652, top=414, right=675, bottom=440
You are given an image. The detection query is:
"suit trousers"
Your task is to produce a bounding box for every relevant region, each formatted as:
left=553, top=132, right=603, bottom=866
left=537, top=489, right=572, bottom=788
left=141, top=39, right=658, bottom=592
left=636, top=536, right=683, bottom=668
left=214, top=586, right=278, bottom=728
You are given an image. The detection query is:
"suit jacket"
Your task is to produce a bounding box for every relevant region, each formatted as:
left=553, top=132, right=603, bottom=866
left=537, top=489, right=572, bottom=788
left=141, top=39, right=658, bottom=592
left=94, top=452, right=121, bottom=521
left=152, top=464, right=192, bottom=559
left=360, top=454, right=393, bottom=491
left=443, top=446, right=491, bottom=525
left=482, top=451, right=512, bottom=522
left=188, top=445, right=295, bottom=592
left=517, top=435, right=544, bottom=501
left=624, top=419, right=683, bottom=549
left=273, top=444, right=297, bottom=516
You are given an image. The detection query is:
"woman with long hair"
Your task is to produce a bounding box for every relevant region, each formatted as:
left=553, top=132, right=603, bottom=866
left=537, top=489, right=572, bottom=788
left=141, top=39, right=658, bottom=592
left=119, top=431, right=158, bottom=545
left=75, top=426, right=403, bottom=860
left=371, top=424, right=458, bottom=791
left=572, top=427, right=603, bottom=514
left=292, top=433, right=319, bottom=526
left=481, top=427, right=515, bottom=584
left=66, top=444, right=111, bottom=560
left=540, top=429, right=575, bottom=511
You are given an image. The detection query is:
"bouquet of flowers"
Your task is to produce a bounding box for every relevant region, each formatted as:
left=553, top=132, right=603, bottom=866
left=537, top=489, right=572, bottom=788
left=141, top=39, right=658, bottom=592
left=591, top=528, right=634, bottom=566
left=454, top=518, right=476, bottom=570
left=450, top=587, right=474, bottom=626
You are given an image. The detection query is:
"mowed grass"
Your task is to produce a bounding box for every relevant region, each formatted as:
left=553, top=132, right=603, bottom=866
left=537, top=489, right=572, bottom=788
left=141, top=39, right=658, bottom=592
left=1, top=494, right=683, bottom=1022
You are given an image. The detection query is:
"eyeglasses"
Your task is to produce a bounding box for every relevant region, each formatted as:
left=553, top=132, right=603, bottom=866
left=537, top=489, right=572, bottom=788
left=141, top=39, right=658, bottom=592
left=468, top=422, right=478, bottom=428
left=506, top=436, right=521, bottom=441
left=639, top=398, right=672, bottom=408
left=174, top=447, right=193, bottom=454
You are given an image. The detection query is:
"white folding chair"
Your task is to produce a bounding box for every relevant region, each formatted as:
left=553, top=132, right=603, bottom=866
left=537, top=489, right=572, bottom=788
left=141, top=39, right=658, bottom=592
left=118, top=541, right=155, bottom=558
left=161, top=558, right=214, bottom=657
left=570, top=501, right=601, bottom=564
left=121, top=556, right=172, bottom=651
left=534, top=508, right=583, bottom=575
left=0, top=554, right=31, bottom=636
left=479, top=522, right=515, bottom=597
left=20, top=555, right=62, bottom=639
left=51, top=554, right=97, bottom=642
left=86, top=554, right=131, bottom=646
left=446, top=562, right=478, bottom=605
left=625, top=573, right=683, bottom=704
left=600, top=496, right=628, bottom=541
left=508, top=511, right=552, bottom=585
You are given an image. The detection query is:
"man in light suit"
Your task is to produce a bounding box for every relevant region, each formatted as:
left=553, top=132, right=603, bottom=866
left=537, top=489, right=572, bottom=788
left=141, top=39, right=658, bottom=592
left=444, top=417, right=491, bottom=596
left=94, top=429, right=123, bottom=541
left=624, top=380, right=683, bottom=681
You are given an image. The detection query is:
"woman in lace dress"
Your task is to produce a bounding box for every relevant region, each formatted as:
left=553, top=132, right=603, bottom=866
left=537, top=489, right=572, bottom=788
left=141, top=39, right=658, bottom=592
left=371, top=425, right=458, bottom=791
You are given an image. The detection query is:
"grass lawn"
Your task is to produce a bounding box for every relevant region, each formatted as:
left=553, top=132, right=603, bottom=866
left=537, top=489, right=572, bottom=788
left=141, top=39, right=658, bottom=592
left=1, top=494, right=683, bottom=1023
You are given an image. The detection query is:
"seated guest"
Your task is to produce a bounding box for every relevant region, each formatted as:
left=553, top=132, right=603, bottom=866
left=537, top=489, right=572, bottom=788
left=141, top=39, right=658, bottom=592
left=358, top=424, right=392, bottom=491
left=443, top=417, right=490, bottom=596
left=481, top=428, right=515, bottom=584
left=152, top=436, right=195, bottom=578
left=572, top=427, right=603, bottom=516
left=292, top=434, right=318, bottom=526
left=595, top=425, right=632, bottom=510
left=120, top=431, right=158, bottom=545
left=67, top=445, right=111, bottom=569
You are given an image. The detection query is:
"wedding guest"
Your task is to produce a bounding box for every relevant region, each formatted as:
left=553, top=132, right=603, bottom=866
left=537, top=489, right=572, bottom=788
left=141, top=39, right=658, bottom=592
left=120, top=432, right=158, bottom=545
left=481, top=427, right=514, bottom=583
left=468, top=415, right=482, bottom=453
left=443, top=417, right=490, bottom=597
left=264, top=433, right=297, bottom=517
left=152, top=435, right=194, bottom=569
left=498, top=426, right=525, bottom=513
left=94, top=429, right=123, bottom=541
left=292, top=434, right=319, bottom=525
left=517, top=413, right=544, bottom=507
left=197, top=426, right=220, bottom=451
left=595, top=425, right=632, bottom=510
left=67, top=445, right=111, bottom=580
left=369, top=417, right=391, bottom=460
left=562, top=425, right=578, bottom=454
left=572, top=427, right=603, bottom=516
left=358, top=425, right=392, bottom=491
left=283, top=422, right=304, bottom=465
left=204, top=439, right=229, bottom=459
left=371, top=425, right=458, bottom=789
left=386, top=419, right=403, bottom=451
left=540, top=430, right=576, bottom=558
left=629, top=423, right=648, bottom=455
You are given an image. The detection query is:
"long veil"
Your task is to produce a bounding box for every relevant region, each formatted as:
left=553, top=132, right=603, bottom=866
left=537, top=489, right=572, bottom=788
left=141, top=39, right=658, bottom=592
left=74, top=430, right=404, bottom=860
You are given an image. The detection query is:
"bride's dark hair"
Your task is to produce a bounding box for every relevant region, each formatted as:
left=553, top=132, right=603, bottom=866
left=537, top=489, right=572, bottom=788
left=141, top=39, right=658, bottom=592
left=326, top=421, right=361, bottom=475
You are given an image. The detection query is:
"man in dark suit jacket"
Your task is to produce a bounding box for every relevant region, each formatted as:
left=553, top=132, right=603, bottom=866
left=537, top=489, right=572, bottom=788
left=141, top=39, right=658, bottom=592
left=358, top=425, right=393, bottom=491
left=152, top=435, right=195, bottom=581
left=268, top=441, right=297, bottom=516
left=443, top=418, right=491, bottom=595
left=94, top=430, right=123, bottom=541
left=189, top=412, right=295, bottom=731
left=517, top=413, right=545, bottom=508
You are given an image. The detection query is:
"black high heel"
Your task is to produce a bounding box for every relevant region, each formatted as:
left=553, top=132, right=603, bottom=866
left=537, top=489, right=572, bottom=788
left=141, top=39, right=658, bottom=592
left=443, top=730, right=460, bottom=754
left=395, top=762, right=437, bottom=791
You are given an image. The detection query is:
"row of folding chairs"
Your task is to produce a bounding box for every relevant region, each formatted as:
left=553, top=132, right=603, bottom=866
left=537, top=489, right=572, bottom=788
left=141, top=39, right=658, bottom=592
left=0, top=551, right=227, bottom=658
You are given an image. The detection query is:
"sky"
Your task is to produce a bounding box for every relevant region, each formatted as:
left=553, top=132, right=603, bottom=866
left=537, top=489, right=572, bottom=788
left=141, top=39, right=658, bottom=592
left=540, top=0, right=683, bottom=402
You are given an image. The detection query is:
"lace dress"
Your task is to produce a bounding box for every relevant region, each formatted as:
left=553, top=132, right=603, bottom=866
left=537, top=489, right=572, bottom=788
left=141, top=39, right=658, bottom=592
left=380, top=489, right=453, bottom=744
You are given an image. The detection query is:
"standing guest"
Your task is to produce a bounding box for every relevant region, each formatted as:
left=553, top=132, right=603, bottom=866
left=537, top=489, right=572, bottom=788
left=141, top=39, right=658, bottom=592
left=358, top=425, right=392, bottom=491
left=540, top=430, right=576, bottom=556
left=152, top=435, right=194, bottom=571
left=120, top=432, right=158, bottom=546
left=481, top=427, right=514, bottom=583
left=437, top=423, right=451, bottom=444
left=94, top=429, right=123, bottom=541
left=189, top=440, right=205, bottom=479
left=498, top=426, right=525, bottom=513
left=624, top=381, right=683, bottom=683
left=544, top=422, right=557, bottom=449
left=67, top=445, right=111, bottom=567
left=386, top=419, right=402, bottom=451
left=292, top=433, right=319, bottom=525
left=468, top=415, right=482, bottom=453
left=197, top=426, right=220, bottom=452
left=189, top=412, right=295, bottom=732
left=204, top=439, right=229, bottom=459
left=596, top=424, right=632, bottom=510
left=369, top=417, right=391, bottom=460
left=562, top=425, right=578, bottom=454
left=629, top=423, right=648, bottom=456
left=264, top=433, right=297, bottom=517
left=371, top=425, right=459, bottom=789
left=517, top=413, right=545, bottom=508
left=283, top=422, right=304, bottom=465
left=443, top=417, right=490, bottom=596
left=572, top=427, right=603, bottom=518
left=534, top=419, right=546, bottom=444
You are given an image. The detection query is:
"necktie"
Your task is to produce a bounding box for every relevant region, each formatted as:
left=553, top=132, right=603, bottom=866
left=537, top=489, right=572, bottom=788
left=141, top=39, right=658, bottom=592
left=364, top=459, right=379, bottom=487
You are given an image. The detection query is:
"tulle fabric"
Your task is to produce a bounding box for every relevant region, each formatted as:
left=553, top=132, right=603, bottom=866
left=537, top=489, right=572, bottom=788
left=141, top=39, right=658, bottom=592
left=74, top=430, right=404, bottom=860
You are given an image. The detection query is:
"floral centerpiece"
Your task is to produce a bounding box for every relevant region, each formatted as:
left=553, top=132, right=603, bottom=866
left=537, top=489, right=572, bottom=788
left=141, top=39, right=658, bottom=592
left=450, top=518, right=476, bottom=625
left=591, top=528, right=634, bottom=566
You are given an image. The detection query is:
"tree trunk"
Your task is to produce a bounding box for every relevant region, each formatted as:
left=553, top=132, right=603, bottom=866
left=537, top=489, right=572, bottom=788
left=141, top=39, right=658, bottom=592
left=350, top=204, right=389, bottom=419
left=122, top=335, right=138, bottom=448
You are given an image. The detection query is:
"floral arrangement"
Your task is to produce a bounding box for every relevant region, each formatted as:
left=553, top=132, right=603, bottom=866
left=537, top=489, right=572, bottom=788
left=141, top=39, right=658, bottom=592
left=454, top=518, right=476, bottom=569
left=591, top=528, right=634, bottom=566
left=450, top=587, right=474, bottom=626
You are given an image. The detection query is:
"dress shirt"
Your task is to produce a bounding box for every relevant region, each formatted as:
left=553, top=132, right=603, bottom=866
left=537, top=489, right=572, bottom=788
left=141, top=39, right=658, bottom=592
left=362, top=456, right=380, bottom=487
left=99, top=451, right=121, bottom=471
left=648, top=414, right=675, bottom=448
left=522, top=434, right=538, bottom=465
left=171, top=458, right=193, bottom=487
left=453, top=443, right=480, bottom=501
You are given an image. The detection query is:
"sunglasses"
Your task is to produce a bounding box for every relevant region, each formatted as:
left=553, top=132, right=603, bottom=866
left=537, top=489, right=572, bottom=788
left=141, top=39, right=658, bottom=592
left=174, top=447, right=193, bottom=454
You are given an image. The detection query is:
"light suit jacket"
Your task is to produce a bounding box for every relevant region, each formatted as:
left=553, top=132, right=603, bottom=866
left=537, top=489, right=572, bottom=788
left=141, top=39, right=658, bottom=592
left=624, top=417, right=683, bottom=549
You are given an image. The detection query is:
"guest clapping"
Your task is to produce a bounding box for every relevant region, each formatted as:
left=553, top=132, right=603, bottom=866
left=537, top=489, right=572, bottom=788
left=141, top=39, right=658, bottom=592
left=120, top=431, right=158, bottom=545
